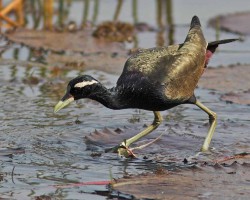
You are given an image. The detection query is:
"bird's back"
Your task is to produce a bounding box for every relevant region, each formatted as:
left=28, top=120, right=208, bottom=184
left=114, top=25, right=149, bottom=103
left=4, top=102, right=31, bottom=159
left=117, top=16, right=207, bottom=104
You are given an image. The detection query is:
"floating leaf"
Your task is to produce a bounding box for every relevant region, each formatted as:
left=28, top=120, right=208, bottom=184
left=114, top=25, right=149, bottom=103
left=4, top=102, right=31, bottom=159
left=200, top=65, right=250, bottom=93
left=209, top=12, right=250, bottom=35
left=4, top=28, right=127, bottom=54
left=221, top=90, right=250, bottom=105
left=114, top=161, right=250, bottom=199
left=85, top=126, right=205, bottom=160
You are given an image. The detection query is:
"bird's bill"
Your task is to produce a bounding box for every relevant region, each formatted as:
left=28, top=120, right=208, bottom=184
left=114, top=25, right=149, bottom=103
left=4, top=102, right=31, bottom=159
left=54, top=93, right=74, bottom=113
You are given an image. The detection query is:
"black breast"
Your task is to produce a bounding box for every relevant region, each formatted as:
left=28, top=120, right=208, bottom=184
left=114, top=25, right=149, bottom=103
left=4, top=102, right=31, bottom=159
left=116, top=71, right=180, bottom=111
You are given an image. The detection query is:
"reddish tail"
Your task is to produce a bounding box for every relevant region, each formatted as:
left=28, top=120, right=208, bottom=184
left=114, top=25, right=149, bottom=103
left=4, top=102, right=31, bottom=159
left=205, top=38, right=239, bottom=66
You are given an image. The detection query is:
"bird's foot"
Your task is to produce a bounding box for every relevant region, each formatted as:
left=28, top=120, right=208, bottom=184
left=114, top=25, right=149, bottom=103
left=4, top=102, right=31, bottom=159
left=117, top=142, right=136, bottom=158
left=105, top=140, right=136, bottom=158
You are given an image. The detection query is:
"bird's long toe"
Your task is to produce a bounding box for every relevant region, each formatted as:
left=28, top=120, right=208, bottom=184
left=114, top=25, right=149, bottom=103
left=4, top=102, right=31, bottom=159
left=104, top=141, right=136, bottom=158
left=117, top=145, right=136, bottom=158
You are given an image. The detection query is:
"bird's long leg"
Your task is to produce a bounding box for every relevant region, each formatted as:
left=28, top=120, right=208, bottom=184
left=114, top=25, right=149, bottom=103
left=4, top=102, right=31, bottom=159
left=124, top=111, right=163, bottom=146
left=195, top=100, right=217, bottom=151
left=115, top=111, right=163, bottom=157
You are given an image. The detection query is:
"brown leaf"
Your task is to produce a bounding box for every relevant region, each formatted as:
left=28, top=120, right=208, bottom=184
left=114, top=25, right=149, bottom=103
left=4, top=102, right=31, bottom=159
left=4, top=28, right=126, bottom=54
left=93, top=21, right=134, bottom=42
left=209, top=12, right=250, bottom=35
left=114, top=162, right=250, bottom=199
left=221, top=90, right=250, bottom=105
left=200, top=65, right=250, bottom=93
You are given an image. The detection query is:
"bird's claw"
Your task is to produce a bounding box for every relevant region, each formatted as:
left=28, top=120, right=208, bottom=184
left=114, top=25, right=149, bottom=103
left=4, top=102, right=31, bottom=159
left=117, top=144, right=136, bottom=158
left=105, top=140, right=136, bottom=158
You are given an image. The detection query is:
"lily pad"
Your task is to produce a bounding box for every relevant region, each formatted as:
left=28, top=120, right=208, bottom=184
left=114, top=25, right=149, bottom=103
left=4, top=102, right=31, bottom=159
left=46, top=52, right=127, bottom=74
left=113, top=161, right=250, bottom=199
left=221, top=90, right=250, bottom=105
left=209, top=12, right=250, bottom=35
left=85, top=126, right=208, bottom=160
left=199, top=65, right=250, bottom=93
left=199, top=65, right=250, bottom=105
left=4, top=28, right=126, bottom=54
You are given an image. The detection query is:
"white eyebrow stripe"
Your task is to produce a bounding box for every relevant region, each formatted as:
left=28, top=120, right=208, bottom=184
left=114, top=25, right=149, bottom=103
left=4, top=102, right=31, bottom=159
left=74, top=80, right=98, bottom=88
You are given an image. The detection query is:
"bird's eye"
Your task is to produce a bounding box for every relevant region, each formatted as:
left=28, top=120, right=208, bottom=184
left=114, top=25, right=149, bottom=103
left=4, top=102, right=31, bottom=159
left=72, top=87, right=80, bottom=93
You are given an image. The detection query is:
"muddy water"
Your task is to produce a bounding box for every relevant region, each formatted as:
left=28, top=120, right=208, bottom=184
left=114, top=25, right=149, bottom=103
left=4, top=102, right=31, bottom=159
left=0, top=0, right=250, bottom=199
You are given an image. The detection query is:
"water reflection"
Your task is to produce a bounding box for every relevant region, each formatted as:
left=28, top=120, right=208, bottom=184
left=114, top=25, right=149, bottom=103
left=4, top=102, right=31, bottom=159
left=0, top=0, right=176, bottom=85
left=156, top=0, right=174, bottom=46
left=0, top=0, right=24, bottom=30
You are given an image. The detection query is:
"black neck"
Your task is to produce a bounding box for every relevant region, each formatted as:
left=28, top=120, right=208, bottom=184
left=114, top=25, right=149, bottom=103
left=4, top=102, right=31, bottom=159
left=88, top=84, right=124, bottom=110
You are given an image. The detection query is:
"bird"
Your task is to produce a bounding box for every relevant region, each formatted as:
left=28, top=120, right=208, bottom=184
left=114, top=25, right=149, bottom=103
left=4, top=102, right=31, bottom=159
left=54, top=16, right=238, bottom=157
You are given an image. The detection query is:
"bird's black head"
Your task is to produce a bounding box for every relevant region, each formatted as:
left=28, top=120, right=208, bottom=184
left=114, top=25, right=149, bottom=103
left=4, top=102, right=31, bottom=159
left=67, top=75, right=99, bottom=100
left=54, top=75, right=99, bottom=113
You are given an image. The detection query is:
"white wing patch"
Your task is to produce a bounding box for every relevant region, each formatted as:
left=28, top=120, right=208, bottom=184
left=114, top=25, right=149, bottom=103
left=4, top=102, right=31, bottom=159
left=74, top=80, right=98, bottom=88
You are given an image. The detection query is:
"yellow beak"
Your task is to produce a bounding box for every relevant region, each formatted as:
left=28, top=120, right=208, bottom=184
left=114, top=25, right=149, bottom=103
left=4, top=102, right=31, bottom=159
left=54, top=97, right=74, bottom=113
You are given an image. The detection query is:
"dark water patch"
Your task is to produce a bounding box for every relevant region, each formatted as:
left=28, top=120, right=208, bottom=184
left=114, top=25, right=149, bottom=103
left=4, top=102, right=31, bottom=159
left=0, top=147, right=25, bottom=157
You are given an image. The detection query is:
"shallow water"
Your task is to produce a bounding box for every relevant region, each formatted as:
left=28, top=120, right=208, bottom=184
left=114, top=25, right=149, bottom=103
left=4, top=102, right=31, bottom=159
left=0, top=0, right=250, bottom=199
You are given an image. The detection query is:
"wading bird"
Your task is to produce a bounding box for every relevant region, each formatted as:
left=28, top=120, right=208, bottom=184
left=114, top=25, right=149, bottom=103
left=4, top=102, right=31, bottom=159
left=54, top=16, right=237, bottom=157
